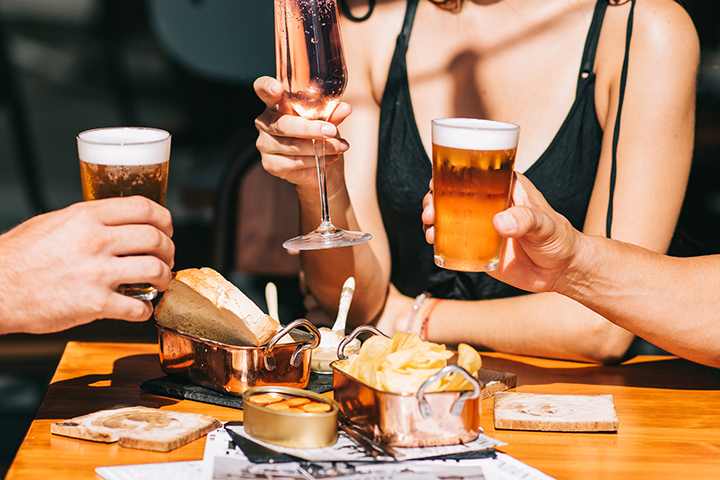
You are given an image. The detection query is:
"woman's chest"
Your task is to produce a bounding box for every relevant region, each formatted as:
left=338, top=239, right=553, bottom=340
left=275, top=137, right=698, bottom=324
left=367, top=0, right=604, bottom=171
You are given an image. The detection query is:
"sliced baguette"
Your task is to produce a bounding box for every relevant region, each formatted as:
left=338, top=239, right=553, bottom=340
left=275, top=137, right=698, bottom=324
left=154, top=267, right=280, bottom=347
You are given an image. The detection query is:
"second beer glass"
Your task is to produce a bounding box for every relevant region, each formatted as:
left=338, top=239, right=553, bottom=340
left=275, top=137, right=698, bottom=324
left=77, top=127, right=171, bottom=300
left=432, top=118, right=519, bottom=272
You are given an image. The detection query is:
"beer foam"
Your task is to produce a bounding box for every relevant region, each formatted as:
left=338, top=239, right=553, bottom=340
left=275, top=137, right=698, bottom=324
left=77, top=127, right=171, bottom=166
left=432, top=118, right=519, bottom=150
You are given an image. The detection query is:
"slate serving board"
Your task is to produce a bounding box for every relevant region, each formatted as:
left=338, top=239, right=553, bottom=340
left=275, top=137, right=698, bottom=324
left=140, top=372, right=334, bottom=409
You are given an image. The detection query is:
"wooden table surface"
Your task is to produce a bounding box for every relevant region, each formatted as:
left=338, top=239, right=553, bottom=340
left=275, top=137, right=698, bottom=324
left=6, top=341, right=720, bottom=479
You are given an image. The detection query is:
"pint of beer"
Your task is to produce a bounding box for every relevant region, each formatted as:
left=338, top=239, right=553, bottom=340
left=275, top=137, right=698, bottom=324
left=431, top=118, right=519, bottom=272
left=77, top=127, right=171, bottom=300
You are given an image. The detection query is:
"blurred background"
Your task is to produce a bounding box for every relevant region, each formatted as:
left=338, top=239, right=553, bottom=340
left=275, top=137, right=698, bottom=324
left=1, top=0, right=719, bottom=476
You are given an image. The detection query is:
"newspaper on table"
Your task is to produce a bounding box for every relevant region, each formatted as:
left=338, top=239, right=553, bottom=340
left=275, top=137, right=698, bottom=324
left=204, top=427, right=555, bottom=480
left=221, top=424, right=504, bottom=463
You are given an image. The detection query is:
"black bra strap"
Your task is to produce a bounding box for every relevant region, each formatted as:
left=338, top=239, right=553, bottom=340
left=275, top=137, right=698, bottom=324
left=338, top=0, right=375, bottom=22
left=606, top=0, right=636, bottom=238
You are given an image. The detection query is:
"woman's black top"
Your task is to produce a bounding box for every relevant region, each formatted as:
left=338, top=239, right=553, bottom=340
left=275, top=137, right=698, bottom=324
left=375, top=0, right=631, bottom=300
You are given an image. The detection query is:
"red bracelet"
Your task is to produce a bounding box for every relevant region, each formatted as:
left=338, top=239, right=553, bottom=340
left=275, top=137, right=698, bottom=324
left=420, top=299, right=442, bottom=341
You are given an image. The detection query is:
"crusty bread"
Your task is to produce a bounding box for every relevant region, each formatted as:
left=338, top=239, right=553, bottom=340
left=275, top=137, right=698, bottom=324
left=154, top=267, right=280, bottom=347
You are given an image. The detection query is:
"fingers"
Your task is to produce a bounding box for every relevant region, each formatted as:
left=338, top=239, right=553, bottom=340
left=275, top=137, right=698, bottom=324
left=421, top=190, right=436, bottom=244
left=82, top=197, right=173, bottom=237
left=424, top=225, right=435, bottom=245
left=102, top=293, right=155, bottom=322
left=494, top=207, right=533, bottom=238
left=256, top=109, right=347, bottom=147
left=111, top=255, right=173, bottom=292
left=107, top=224, right=175, bottom=268
left=327, top=102, right=352, bottom=125
left=254, top=76, right=290, bottom=113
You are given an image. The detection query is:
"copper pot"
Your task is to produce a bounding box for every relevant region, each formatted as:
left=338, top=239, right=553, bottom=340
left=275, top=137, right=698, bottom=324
left=157, top=318, right=320, bottom=395
left=331, top=325, right=482, bottom=447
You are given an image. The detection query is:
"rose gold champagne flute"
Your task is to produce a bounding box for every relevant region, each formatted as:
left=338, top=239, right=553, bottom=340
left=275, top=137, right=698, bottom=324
left=275, top=0, right=371, bottom=250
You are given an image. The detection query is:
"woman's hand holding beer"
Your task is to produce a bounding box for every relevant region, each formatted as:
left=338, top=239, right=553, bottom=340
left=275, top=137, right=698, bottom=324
left=422, top=174, right=582, bottom=294
left=254, top=76, right=351, bottom=195
left=0, top=196, right=175, bottom=335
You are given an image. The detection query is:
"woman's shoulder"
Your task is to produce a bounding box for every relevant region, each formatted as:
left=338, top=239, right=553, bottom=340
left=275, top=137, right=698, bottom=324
left=598, top=0, right=698, bottom=83
left=629, top=0, right=698, bottom=54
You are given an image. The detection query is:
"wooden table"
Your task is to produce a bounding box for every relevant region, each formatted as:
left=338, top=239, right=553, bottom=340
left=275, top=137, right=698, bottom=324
left=6, top=342, right=720, bottom=479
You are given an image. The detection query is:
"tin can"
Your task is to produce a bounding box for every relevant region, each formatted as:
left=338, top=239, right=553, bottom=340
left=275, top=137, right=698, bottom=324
left=242, top=386, right=338, bottom=448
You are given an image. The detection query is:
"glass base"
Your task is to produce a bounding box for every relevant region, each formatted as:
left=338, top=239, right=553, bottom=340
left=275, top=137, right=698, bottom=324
left=434, top=255, right=498, bottom=272
left=283, top=229, right=372, bottom=250
left=118, top=283, right=158, bottom=301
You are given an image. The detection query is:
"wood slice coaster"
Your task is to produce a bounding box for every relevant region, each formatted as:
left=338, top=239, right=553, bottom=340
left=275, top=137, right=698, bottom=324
left=493, top=392, right=618, bottom=432
left=51, top=406, right=221, bottom=452
left=478, top=368, right=517, bottom=400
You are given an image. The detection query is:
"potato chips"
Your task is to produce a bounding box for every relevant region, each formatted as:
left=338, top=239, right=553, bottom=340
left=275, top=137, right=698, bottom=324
left=336, top=332, right=482, bottom=394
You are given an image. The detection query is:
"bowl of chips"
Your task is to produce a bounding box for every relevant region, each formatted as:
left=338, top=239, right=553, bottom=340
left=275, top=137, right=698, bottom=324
left=330, top=326, right=483, bottom=447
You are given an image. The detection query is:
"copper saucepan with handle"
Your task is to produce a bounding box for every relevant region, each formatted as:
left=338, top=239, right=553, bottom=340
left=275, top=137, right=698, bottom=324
left=158, top=318, right=321, bottom=396
left=331, top=325, right=482, bottom=447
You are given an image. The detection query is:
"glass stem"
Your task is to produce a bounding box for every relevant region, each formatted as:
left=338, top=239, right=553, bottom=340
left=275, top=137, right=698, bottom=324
left=313, top=138, right=335, bottom=234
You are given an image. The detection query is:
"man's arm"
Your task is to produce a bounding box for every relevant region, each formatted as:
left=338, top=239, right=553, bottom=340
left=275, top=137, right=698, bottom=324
left=423, top=174, right=720, bottom=368
left=0, top=196, right=174, bottom=335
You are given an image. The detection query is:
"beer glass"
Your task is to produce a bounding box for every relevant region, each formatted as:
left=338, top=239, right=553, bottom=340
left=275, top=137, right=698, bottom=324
left=275, top=0, right=371, bottom=250
left=77, top=127, right=171, bottom=300
left=432, top=118, right=519, bottom=272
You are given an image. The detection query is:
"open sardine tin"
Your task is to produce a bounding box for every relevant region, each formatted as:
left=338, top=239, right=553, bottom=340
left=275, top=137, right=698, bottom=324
left=242, top=386, right=339, bottom=449
left=157, top=318, right=320, bottom=396
left=330, top=325, right=483, bottom=448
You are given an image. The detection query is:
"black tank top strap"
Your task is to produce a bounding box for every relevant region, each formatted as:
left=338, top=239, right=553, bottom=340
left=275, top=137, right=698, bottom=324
left=397, top=0, right=420, bottom=53
left=578, top=0, right=609, bottom=84
left=607, top=0, right=636, bottom=238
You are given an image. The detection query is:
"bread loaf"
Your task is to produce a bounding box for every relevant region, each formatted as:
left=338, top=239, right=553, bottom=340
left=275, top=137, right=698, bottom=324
left=154, top=267, right=280, bottom=346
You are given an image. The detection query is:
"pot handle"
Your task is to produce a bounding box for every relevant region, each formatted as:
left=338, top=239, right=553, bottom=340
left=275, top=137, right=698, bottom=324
left=417, top=365, right=481, bottom=419
left=264, top=318, right=321, bottom=370
left=337, top=325, right=389, bottom=360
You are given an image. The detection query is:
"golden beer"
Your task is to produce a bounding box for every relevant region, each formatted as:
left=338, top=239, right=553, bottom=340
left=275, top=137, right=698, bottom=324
left=432, top=119, right=519, bottom=272
left=79, top=161, right=168, bottom=205
left=77, top=127, right=171, bottom=300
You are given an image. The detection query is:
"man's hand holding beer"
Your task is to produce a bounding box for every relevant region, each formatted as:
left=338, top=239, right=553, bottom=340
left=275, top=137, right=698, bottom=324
left=423, top=173, right=720, bottom=368
left=0, top=196, right=174, bottom=335
left=422, top=173, right=582, bottom=294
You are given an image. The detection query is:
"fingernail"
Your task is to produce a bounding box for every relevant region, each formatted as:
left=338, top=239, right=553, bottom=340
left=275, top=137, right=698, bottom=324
left=270, top=83, right=282, bottom=95
left=495, top=212, right=517, bottom=232
left=339, top=140, right=349, bottom=152
left=321, top=124, right=336, bottom=137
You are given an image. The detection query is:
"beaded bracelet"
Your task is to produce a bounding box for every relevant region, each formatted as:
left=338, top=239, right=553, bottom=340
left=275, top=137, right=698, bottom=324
left=405, top=292, right=430, bottom=334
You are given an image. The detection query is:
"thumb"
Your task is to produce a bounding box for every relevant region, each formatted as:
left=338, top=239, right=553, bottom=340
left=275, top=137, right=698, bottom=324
left=494, top=205, right=564, bottom=247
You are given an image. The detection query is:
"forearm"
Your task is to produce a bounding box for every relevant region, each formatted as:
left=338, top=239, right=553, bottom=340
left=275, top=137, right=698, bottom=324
left=296, top=183, right=388, bottom=327
left=423, top=291, right=635, bottom=364
left=557, top=235, right=720, bottom=367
